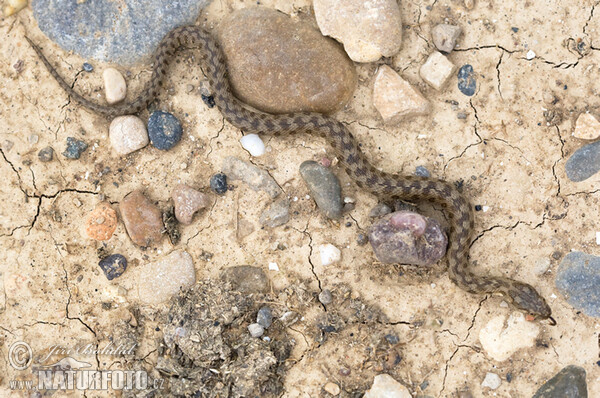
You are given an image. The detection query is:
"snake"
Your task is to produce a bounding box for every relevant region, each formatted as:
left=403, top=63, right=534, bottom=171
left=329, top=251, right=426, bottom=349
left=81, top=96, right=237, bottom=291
left=25, top=25, right=554, bottom=323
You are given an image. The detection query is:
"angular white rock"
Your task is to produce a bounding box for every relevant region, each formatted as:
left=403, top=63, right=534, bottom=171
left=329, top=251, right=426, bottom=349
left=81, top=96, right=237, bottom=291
left=431, top=24, right=462, bottom=53
left=103, top=67, right=127, bottom=104
left=573, top=112, right=600, bottom=140
left=313, top=0, right=402, bottom=62
left=240, top=133, right=265, bottom=156
left=479, top=312, right=539, bottom=361
left=248, top=323, right=264, bottom=337
left=373, top=65, right=431, bottom=123
left=138, top=250, right=196, bottom=304
left=481, top=372, right=501, bottom=390
left=319, top=244, right=341, bottom=266
left=364, top=374, right=411, bottom=398
left=109, top=116, right=149, bottom=155
left=420, top=51, right=456, bottom=90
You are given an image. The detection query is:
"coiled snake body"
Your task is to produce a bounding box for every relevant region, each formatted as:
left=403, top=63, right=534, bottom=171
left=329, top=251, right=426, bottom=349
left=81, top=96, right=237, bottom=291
left=26, top=25, right=553, bottom=322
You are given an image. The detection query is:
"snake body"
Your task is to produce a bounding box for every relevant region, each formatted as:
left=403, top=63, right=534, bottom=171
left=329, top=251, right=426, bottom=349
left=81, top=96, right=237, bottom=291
left=26, top=26, right=553, bottom=321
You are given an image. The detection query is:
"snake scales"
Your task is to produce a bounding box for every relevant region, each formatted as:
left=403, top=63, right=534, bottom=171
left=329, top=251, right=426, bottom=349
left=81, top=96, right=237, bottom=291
left=26, top=25, right=553, bottom=322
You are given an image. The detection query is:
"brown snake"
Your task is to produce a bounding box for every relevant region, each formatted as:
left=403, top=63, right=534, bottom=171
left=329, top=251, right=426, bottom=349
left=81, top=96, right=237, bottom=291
left=26, top=25, right=554, bottom=323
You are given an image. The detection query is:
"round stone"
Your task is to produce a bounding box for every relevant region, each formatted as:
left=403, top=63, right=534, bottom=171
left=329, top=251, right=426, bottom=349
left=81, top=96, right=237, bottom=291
left=457, top=64, right=476, bottom=96
left=98, top=254, right=128, bottom=280
left=240, top=134, right=265, bottom=157
left=210, top=173, right=228, bottom=195
left=38, top=146, right=54, bottom=162
left=85, top=202, right=118, bottom=241
left=109, top=115, right=149, bottom=155
left=318, top=289, right=333, bottom=305
left=82, top=62, right=93, bottom=72
left=218, top=7, right=356, bottom=114
left=138, top=250, right=196, bottom=304
left=147, top=111, right=183, bottom=151
left=247, top=323, right=264, bottom=338
left=103, top=67, right=127, bottom=104
left=119, top=190, right=163, bottom=247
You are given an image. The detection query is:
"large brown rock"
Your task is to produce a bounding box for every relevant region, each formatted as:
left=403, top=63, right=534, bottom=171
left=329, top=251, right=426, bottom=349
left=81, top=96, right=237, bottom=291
left=218, top=7, right=356, bottom=114
left=120, top=190, right=163, bottom=247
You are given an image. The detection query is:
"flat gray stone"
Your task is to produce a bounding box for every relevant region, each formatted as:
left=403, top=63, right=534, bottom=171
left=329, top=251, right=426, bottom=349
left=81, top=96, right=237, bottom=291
left=299, top=161, right=343, bottom=219
left=532, top=365, right=587, bottom=398
left=556, top=251, right=600, bottom=317
left=565, top=141, right=600, bottom=182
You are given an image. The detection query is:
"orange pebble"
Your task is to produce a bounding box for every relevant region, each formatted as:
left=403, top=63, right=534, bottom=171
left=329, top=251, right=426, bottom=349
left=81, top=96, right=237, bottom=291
left=85, top=202, right=118, bottom=241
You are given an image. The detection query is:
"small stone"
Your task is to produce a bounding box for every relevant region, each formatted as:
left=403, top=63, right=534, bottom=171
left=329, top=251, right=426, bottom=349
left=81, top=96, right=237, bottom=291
left=556, top=251, right=600, bottom=316
left=37, top=146, right=54, bottom=162
left=511, top=27, right=519, bottom=33
left=82, top=62, right=93, bottom=72
left=221, top=265, right=269, bottom=293
left=357, top=233, right=369, bottom=246
left=369, top=203, right=393, bottom=218
left=481, top=372, right=501, bottom=390
left=201, top=94, right=215, bottom=108
left=222, top=156, right=281, bottom=198
left=565, top=141, right=600, bottom=182
left=256, top=307, right=273, bottom=328
left=319, top=289, right=333, bottom=305
left=479, top=312, right=539, bottom=361
left=62, top=137, right=88, bottom=159
left=415, top=166, right=431, bottom=177
left=573, top=113, right=600, bottom=140
left=532, top=365, right=587, bottom=398
left=119, top=190, right=163, bottom=247
left=457, top=64, right=477, bottom=96
left=457, top=112, right=467, bottom=119
left=2, top=140, right=14, bottom=152
left=319, top=244, right=341, bottom=266
left=109, top=116, right=149, bottom=155
left=247, top=323, right=264, bottom=338
left=369, top=211, right=448, bottom=266
left=323, top=382, right=341, bottom=396
left=313, top=0, right=403, bottom=63
left=373, top=65, right=431, bottom=123
left=210, top=173, right=228, bottom=195
left=431, top=24, right=462, bottom=53
left=85, top=202, right=118, bottom=241
left=240, top=134, right=265, bottom=157
left=171, top=184, right=210, bottom=225
left=464, top=0, right=475, bottom=9
left=103, top=67, right=127, bottom=104
left=28, top=134, right=39, bottom=144
left=98, top=254, right=127, bottom=280
left=299, top=160, right=343, bottom=219
left=364, top=374, right=411, bottom=398
left=147, top=111, right=183, bottom=151
left=526, top=50, right=536, bottom=60
left=138, top=250, right=196, bottom=304
left=385, top=334, right=399, bottom=344
left=259, top=198, right=290, bottom=227
left=420, top=51, right=456, bottom=90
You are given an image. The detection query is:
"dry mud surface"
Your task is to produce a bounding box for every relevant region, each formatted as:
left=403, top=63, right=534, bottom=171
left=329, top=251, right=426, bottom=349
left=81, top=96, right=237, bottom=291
left=1, top=0, right=600, bottom=397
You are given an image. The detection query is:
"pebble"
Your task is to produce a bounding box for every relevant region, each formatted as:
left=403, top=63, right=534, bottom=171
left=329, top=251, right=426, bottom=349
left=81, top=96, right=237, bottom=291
left=247, top=323, right=264, bottom=338
left=364, top=374, right=412, bottom=398
left=221, top=265, right=269, bottom=293
left=82, top=62, right=93, bottom=72
left=464, top=0, right=475, bottom=9
left=138, top=250, right=196, bottom=304
left=369, top=211, right=447, bottom=266
left=431, top=24, right=462, bottom=53
left=119, top=190, right=163, bottom=247
left=323, top=382, right=341, bottom=396
left=420, top=51, right=456, bottom=90
left=171, top=184, right=210, bottom=225
left=481, top=372, right=501, bottom=390
left=479, top=312, right=539, bottom=361
left=573, top=112, right=600, bottom=140
left=318, top=289, right=333, bottom=305
left=256, top=307, right=273, bottom=328
left=259, top=198, right=290, bottom=228
left=109, top=115, right=149, bottom=155
left=3, top=0, right=27, bottom=16
left=373, top=65, right=431, bottom=123
left=37, top=146, right=54, bottom=162
left=28, top=134, right=39, bottom=144
left=147, top=111, right=183, bottom=150
left=218, top=7, right=356, bottom=114
left=526, top=50, right=536, bottom=60
left=62, top=137, right=88, bottom=159
left=556, top=251, right=600, bottom=317
left=222, top=156, right=281, bottom=198
left=532, top=365, right=587, bottom=398
left=240, top=134, right=265, bottom=157
left=98, top=254, right=128, bottom=280
left=210, top=173, right=228, bottom=195
left=457, top=65, right=477, bottom=96
left=85, top=202, right=118, bottom=241
left=319, top=244, right=341, bottom=266
left=369, top=203, right=393, bottom=218
left=299, top=160, right=343, bottom=219
left=313, top=0, right=403, bottom=62
left=415, top=166, right=431, bottom=178
left=565, top=141, right=600, bottom=182
left=2, top=140, right=14, bottom=152
left=103, top=67, right=127, bottom=104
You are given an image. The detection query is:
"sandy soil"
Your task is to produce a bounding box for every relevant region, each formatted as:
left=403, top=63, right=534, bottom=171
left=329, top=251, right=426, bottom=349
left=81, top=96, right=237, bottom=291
left=1, top=0, right=600, bottom=396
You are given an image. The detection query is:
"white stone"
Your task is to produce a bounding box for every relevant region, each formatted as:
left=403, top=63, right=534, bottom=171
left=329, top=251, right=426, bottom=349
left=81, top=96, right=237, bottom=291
left=481, top=372, right=501, bottom=390
left=573, top=113, right=600, bottom=140
left=526, top=50, right=536, bottom=60
left=268, top=262, right=279, bottom=271
left=240, top=133, right=265, bottom=156
left=109, top=116, right=149, bottom=155
left=248, top=323, right=264, bottom=337
left=138, top=250, right=196, bottom=305
left=319, top=244, right=341, bottom=266
left=373, top=65, right=431, bottom=123
left=323, top=382, right=341, bottom=396
left=419, top=51, right=456, bottom=90
left=431, top=24, right=462, bottom=53
left=103, top=67, right=127, bottom=104
left=479, top=312, right=539, bottom=361
left=364, top=374, right=411, bottom=398
left=313, top=0, right=402, bottom=62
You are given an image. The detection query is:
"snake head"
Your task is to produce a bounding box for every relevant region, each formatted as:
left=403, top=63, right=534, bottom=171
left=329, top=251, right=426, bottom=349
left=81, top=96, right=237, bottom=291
left=505, top=281, right=552, bottom=321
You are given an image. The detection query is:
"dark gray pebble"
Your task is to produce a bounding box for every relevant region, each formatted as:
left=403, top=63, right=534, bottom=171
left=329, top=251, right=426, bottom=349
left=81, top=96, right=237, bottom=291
left=415, top=166, right=431, bottom=177
left=201, top=94, right=215, bottom=108
left=369, top=203, right=392, bottom=218
left=257, top=306, right=273, bottom=328
left=148, top=111, right=183, bottom=150
left=565, top=140, right=600, bottom=182
left=556, top=251, right=600, bottom=317
left=98, top=254, right=128, bottom=280
left=82, top=62, right=93, bottom=72
left=210, top=173, right=228, bottom=194
left=62, top=137, right=88, bottom=159
left=38, top=146, right=54, bottom=162
left=532, top=365, right=587, bottom=398
left=299, top=161, right=343, bottom=219
left=457, top=65, right=476, bottom=96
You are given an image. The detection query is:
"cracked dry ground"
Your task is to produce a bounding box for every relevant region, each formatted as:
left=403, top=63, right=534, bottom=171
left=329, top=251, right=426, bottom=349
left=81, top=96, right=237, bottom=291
left=2, top=0, right=600, bottom=397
